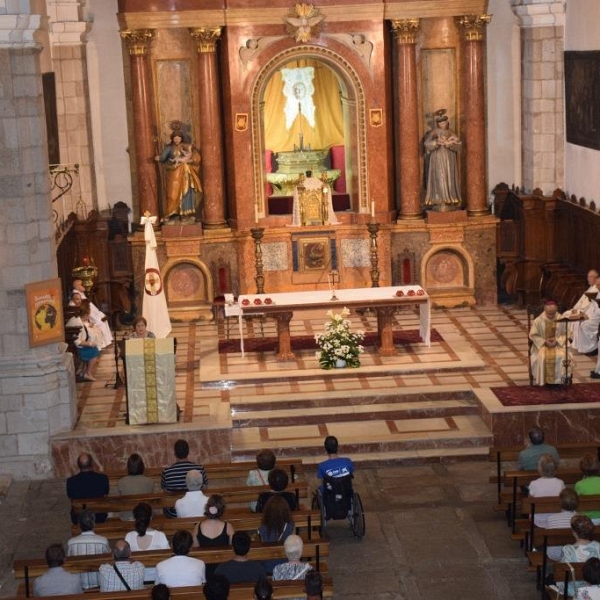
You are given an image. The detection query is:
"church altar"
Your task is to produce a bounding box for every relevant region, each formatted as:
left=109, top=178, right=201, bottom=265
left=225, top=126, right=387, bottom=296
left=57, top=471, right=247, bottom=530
left=237, top=285, right=430, bottom=360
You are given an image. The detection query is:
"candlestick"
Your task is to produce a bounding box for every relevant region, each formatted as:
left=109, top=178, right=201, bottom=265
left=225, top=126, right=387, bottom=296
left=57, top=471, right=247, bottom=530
left=370, top=200, right=375, bottom=219
left=367, top=222, right=380, bottom=288
left=254, top=203, right=259, bottom=224
left=250, top=227, right=265, bottom=294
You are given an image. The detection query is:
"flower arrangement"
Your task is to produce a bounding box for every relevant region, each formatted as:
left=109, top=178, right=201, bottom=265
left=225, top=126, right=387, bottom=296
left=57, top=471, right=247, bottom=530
left=315, top=307, right=365, bottom=369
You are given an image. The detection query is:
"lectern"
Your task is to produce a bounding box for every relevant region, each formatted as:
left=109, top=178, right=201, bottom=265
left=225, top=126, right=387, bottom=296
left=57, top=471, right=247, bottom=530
left=125, top=338, right=176, bottom=424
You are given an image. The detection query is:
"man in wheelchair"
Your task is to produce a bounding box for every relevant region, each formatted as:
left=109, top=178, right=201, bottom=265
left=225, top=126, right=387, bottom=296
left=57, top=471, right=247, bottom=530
left=313, top=436, right=364, bottom=539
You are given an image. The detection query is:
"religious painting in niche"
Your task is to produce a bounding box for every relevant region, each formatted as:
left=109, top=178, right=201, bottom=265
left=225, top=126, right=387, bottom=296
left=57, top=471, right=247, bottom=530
left=25, top=278, right=65, bottom=347
left=263, top=58, right=352, bottom=215
left=565, top=51, right=600, bottom=151
left=298, top=237, right=332, bottom=272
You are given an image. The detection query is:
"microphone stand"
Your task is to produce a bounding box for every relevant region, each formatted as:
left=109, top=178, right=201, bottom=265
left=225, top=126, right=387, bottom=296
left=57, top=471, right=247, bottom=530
left=104, top=310, right=124, bottom=390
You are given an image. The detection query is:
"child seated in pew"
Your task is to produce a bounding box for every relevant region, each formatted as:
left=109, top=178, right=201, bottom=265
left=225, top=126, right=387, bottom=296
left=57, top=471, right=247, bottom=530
left=255, top=469, right=298, bottom=513
left=247, top=449, right=276, bottom=512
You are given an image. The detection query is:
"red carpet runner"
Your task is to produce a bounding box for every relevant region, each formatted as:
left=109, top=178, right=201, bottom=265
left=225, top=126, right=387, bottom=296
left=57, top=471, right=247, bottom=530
left=492, top=383, right=600, bottom=407
left=219, top=329, right=443, bottom=354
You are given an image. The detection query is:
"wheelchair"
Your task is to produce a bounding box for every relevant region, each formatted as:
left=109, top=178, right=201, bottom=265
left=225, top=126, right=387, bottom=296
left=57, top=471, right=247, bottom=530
left=312, top=474, right=365, bottom=540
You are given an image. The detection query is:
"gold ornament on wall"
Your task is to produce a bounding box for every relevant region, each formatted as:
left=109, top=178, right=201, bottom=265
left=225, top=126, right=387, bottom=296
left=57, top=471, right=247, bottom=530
left=285, top=4, right=324, bottom=43
left=370, top=109, right=383, bottom=127
left=235, top=113, right=248, bottom=132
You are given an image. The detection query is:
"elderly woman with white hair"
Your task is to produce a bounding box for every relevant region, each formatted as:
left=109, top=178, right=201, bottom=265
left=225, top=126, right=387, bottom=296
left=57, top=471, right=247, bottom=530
left=272, top=534, right=313, bottom=580
left=174, top=469, right=208, bottom=518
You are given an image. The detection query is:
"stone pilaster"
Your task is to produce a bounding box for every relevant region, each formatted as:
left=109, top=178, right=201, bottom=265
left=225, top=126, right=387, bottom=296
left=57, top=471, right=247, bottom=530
left=0, top=6, right=77, bottom=479
left=189, top=27, right=227, bottom=229
left=46, top=0, right=95, bottom=211
left=511, top=0, right=565, bottom=193
left=391, top=19, right=423, bottom=221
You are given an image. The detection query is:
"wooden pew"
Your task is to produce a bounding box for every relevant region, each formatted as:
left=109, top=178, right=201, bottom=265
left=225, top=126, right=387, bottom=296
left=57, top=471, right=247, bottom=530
left=546, top=561, right=586, bottom=600
left=14, top=538, right=330, bottom=598
left=501, top=467, right=584, bottom=536
left=104, top=459, right=304, bottom=489
left=520, top=495, right=600, bottom=553
left=489, top=443, right=600, bottom=504
left=71, top=481, right=310, bottom=514
left=71, top=507, right=323, bottom=542
left=13, top=579, right=334, bottom=600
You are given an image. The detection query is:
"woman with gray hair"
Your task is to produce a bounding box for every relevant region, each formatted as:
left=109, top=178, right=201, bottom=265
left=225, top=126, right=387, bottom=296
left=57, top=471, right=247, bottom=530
left=272, top=534, right=313, bottom=580
left=528, top=453, right=565, bottom=527
left=175, top=469, right=209, bottom=518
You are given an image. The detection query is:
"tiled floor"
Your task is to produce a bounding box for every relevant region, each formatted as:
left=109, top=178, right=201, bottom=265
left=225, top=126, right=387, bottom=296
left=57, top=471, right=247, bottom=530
left=73, top=304, right=600, bottom=462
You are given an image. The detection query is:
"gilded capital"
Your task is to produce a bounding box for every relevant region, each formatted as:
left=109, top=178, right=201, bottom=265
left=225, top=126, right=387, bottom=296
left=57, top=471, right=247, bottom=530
left=391, top=19, right=420, bottom=44
left=189, top=27, right=222, bottom=53
left=120, top=29, right=154, bottom=56
left=455, top=14, right=492, bottom=42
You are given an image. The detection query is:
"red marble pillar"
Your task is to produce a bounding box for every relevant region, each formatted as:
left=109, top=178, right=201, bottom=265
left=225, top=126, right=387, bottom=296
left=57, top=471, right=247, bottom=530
left=457, top=15, right=492, bottom=217
left=190, top=27, right=227, bottom=229
left=120, top=29, right=158, bottom=218
left=392, top=19, right=423, bottom=221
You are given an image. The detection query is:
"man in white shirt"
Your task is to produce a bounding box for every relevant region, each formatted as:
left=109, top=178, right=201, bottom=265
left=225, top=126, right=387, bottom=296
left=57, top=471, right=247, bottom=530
left=67, top=509, right=110, bottom=589
left=175, top=470, right=208, bottom=518
left=155, top=530, right=206, bottom=587
left=571, top=275, right=600, bottom=355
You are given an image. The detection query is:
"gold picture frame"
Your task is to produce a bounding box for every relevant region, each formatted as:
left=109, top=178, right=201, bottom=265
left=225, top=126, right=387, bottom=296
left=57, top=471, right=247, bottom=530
left=299, top=237, right=331, bottom=272
left=25, top=278, right=65, bottom=347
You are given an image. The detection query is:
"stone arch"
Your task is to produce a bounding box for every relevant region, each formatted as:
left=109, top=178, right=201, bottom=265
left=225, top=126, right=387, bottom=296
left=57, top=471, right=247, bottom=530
left=421, top=244, right=475, bottom=293
left=250, top=44, right=368, bottom=216
left=162, top=257, right=214, bottom=321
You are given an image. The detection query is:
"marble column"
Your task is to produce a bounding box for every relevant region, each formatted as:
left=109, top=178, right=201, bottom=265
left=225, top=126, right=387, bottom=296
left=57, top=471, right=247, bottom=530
left=391, top=19, right=423, bottom=220
left=457, top=15, right=492, bottom=216
left=511, top=0, right=565, bottom=193
left=190, top=27, right=227, bottom=230
left=120, top=29, right=158, bottom=219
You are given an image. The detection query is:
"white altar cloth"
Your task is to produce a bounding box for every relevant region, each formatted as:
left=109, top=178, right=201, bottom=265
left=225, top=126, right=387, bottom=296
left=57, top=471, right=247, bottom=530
left=236, top=285, right=430, bottom=357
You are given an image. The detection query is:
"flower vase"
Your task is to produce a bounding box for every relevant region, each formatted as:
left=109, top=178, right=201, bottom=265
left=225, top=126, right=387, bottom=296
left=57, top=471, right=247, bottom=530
left=335, top=359, right=347, bottom=368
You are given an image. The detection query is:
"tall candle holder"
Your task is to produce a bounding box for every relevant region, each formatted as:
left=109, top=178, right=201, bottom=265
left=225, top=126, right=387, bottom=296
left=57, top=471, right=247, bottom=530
left=328, top=269, right=339, bottom=301
left=367, top=222, right=380, bottom=288
left=250, top=227, right=265, bottom=294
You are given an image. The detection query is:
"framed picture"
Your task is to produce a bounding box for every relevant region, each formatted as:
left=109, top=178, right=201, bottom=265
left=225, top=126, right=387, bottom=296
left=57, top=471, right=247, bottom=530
left=565, top=51, right=600, bottom=150
left=299, top=237, right=331, bottom=272
left=25, top=278, right=65, bottom=347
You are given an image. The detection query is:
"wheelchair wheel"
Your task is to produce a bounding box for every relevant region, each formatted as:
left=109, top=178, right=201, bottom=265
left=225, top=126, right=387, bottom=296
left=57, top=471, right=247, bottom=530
left=312, top=491, right=327, bottom=535
left=350, top=491, right=365, bottom=540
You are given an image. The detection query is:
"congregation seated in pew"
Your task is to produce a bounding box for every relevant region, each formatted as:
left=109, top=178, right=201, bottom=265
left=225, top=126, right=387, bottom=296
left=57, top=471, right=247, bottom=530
left=247, top=449, right=277, bottom=513
left=255, top=468, right=298, bottom=513
left=98, top=540, right=145, bottom=592
left=175, top=470, right=209, bottom=518
left=529, top=454, right=565, bottom=527
left=213, top=531, right=266, bottom=584
left=35, top=544, right=82, bottom=597
left=576, top=455, right=600, bottom=522
left=161, top=440, right=208, bottom=518
left=155, top=530, right=205, bottom=588
left=258, top=496, right=295, bottom=575
left=67, top=509, right=110, bottom=589
left=518, top=426, right=560, bottom=471
left=546, top=489, right=580, bottom=561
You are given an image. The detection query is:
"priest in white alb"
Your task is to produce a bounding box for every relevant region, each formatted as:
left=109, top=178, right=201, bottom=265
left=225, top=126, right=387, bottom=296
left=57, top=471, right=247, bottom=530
left=566, top=269, right=599, bottom=315
left=529, top=300, right=570, bottom=386
left=570, top=274, right=600, bottom=355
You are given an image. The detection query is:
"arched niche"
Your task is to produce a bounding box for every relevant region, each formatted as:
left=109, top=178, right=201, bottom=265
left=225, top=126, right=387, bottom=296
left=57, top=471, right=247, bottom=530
left=421, top=245, right=475, bottom=292
left=250, top=45, right=368, bottom=218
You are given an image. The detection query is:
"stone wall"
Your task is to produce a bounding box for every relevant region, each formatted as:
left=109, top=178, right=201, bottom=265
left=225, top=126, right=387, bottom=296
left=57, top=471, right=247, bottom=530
left=0, top=6, right=78, bottom=480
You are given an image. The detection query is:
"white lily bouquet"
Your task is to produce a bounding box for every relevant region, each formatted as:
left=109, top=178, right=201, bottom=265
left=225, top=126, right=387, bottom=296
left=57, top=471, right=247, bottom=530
left=315, top=307, right=365, bottom=369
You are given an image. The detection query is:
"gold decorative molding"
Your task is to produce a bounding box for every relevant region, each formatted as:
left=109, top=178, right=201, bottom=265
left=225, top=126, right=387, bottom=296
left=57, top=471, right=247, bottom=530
left=189, top=27, right=222, bottom=53
left=455, top=14, right=492, bottom=41
left=120, top=29, right=154, bottom=56
left=390, top=19, right=420, bottom=44
left=285, top=4, right=324, bottom=43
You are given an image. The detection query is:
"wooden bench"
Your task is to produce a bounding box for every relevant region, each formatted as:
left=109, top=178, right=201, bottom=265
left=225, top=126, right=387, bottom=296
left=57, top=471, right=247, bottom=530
left=546, top=561, right=586, bottom=600
left=71, top=481, right=310, bottom=514
left=71, top=507, right=323, bottom=542
left=104, top=459, right=304, bottom=489
left=13, top=579, right=334, bottom=600
left=14, top=538, right=330, bottom=598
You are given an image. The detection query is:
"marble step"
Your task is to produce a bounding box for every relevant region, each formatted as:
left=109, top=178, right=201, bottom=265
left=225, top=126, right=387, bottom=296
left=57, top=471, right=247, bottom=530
left=231, top=398, right=480, bottom=428
left=231, top=414, right=493, bottom=462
